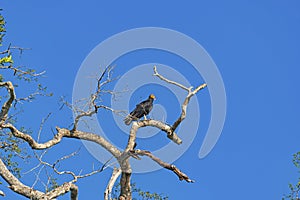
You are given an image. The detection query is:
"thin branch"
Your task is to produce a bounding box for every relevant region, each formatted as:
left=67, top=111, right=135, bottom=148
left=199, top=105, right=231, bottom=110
left=43, top=182, right=78, bottom=200
left=172, top=82, right=207, bottom=131
left=72, top=66, right=118, bottom=131
left=0, top=66, right=45, bottom=77
left=15, top=90, right=51, bottom=105
left=153, top=66, right=207, bottom=132
left=23, top=150, right=48, bottom=175
left=153, top=65, right=190, bottom=91
left=98, top=105, right=127, bottom=117
left=0, top=44, right=31, bottom=55
left=37, top=112, right=52, bottom=142
left=31, top=165, right=45, bottom=189
left=131, top=149, right=195, bottom=183
left=104, top=168, right=121, bottom=200
left=34, top=148, right=112, bottom=185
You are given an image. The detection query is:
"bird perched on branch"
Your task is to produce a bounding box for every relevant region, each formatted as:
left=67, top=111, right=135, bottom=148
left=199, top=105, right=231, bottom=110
left=124, top=94, right=156, bottom=125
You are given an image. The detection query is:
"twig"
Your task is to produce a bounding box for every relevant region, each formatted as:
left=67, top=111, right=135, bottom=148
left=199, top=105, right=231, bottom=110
left=0, top=66, right=45, bottom=77
left=72, top=66, right=120, bottom=131
left=153, top=65, right=190, bottom=91
left=37, top=112, right=52, bottom=142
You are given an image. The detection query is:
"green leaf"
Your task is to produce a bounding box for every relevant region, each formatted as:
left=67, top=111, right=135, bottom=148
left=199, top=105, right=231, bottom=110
left=0, top=55, right=13, bottom=64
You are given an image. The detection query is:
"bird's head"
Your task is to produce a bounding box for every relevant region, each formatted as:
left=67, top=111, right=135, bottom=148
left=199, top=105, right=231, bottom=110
left=149, top=94, right=156, bottom=100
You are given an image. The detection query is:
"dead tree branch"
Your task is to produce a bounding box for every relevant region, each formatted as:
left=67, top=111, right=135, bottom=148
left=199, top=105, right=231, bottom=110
left=0, top=158, right=45, bottom=199
left=0, top=81, right=15, bottom=125
left=153, top=65, right=207, bottom=131
left=172, top=83, right=207, bottom=131
left=131, top=149, right=194, bottom=183
left=37, top=112, right=52, bottom=142
left=72, top=66, right=117, bottom=131
left=135, top=120, right=182, bottom=144
left=0, top=65, right=45, bottom=78
left=35, top=149, right=106, bottom=184
left=1, top=123, right=122, bottom=158
left=104, top=167, right=121, bottom=200
left=153, top=66, right=190, bottom=91
left=43, top=182, right=78, bottom=200
left=0, top=44, right=31, bottom=55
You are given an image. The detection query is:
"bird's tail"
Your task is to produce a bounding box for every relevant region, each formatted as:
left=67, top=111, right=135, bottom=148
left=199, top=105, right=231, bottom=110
left=124, top=115, right=132, bottom=125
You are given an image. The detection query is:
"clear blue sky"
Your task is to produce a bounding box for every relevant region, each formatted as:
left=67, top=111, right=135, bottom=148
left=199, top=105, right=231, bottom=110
left=1, top=1, right=300, bottom=199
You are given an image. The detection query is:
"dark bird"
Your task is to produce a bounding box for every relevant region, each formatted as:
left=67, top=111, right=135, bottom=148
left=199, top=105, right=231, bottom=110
left=124, top=94, right=156, bottom=125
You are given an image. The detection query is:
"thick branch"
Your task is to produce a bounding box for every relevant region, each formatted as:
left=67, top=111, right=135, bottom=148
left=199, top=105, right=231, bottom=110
left=0, top=158, right=44, bottom=199
left=43, top=182, right=78, bottom=200
left=136, top=120, right=182, bottom=144
left=70, top=184, right=78, bottom=200
left=0, top=81, right=15, bottom=124
left=104, top=168, right=121, bottom=200
left=119, top=172, right=132, bottom=200
left=1, top=153, right=80, bottom=200
left=131, top=150, right=194, bottom=183
left=1, top=123, right=122, bottom=158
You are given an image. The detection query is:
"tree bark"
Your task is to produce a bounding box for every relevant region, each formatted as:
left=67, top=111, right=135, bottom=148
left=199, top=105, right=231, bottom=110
left=119, top=172, right=132, bottom=200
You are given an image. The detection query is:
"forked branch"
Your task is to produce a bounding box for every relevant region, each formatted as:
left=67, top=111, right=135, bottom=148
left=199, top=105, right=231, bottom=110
left=153, top=65, right=207, bottom=131
left=130, top=149, right=194, bottom=183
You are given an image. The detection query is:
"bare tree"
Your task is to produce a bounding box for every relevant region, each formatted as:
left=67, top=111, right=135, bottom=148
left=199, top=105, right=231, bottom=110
left=0, top=13, right=207, bottom=200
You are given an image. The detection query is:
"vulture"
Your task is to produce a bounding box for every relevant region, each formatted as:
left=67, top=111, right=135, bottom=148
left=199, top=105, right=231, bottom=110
left=124, top=94, right=156, bottom=125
